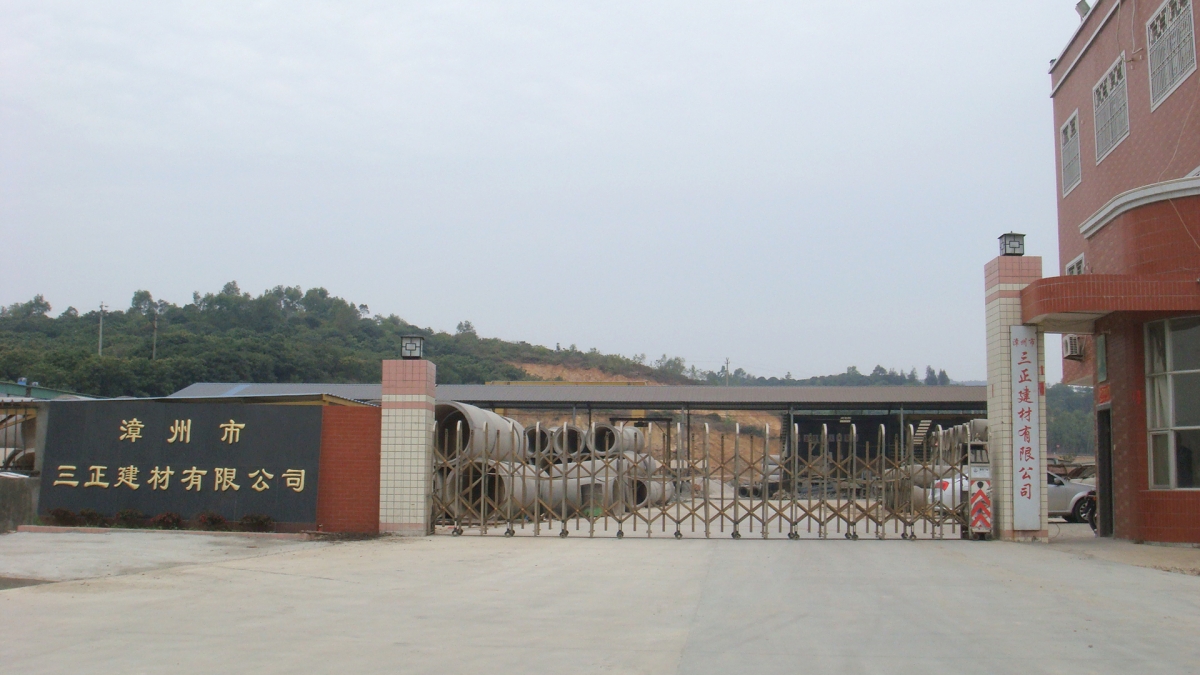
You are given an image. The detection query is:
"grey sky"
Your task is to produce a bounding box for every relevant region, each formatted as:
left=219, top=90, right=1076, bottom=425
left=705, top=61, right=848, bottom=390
left=1, top=2, right=1083, bottom=381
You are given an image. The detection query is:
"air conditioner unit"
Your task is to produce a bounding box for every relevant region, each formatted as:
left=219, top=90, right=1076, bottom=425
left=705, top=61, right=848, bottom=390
left=1063, top=334, right=1085, bottom=361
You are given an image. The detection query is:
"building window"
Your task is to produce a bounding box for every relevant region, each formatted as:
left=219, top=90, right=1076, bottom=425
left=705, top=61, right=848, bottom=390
left=1094, top=55, right=1130, bottom=162
left=1147, top=0, right=1197, bottom=110
left=1066, top=253, right=1086, bottom=275
left=1146, top=317, right=1200, bottom=488
left=1061, top=111, right=1082, bottom=196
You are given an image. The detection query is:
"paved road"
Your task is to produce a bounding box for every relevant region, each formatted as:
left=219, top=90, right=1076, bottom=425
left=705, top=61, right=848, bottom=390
left=2, top=531, right=1198, bottom=674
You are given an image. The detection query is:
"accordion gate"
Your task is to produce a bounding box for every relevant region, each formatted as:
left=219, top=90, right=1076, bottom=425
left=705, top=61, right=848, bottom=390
left=432, top=417, right=976, bottom=540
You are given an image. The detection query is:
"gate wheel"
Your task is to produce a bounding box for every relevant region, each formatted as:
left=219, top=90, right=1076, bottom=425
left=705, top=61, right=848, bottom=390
left=616, top=530, right=624, bottom=539
left=452, top=527, right=463, bottom=536
left=674, top=531, right=682, bottom=540
left=788, top=531, right=799, bottom=540
left=559, top=529, right=569, bottom=538
left=732, top=530, right=741, bottom=540
left=504, top=528, right=515, bottom=538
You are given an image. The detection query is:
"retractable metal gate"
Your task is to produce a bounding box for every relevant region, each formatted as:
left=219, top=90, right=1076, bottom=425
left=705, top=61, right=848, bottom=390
left=0, top=404, right=38, bottom=476
left=432, top=418, right=977, bottom=540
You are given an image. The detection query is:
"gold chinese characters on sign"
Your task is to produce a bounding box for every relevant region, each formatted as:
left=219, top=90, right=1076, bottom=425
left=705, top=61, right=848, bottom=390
left=167, top=419, right=191, bottom=444
left=55, top=465, right=308, bottom=494
left=213, top=467, right=240, bottom=491
left=219, top=419, right=245, bottom=444
left=147, top=466, right=174, bottom=490
left=119, top=418, right=144, bottom=442
left=248, top=469, right=274, bottom=492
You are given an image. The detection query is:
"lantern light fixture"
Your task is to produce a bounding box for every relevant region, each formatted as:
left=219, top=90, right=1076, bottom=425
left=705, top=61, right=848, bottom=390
left=999, top=232, right=1026, bottom=257
left=400, top=335, right=425, bottom=360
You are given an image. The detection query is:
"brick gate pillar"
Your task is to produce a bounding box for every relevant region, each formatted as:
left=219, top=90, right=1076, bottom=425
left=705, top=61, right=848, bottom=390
left=985, top=252, right=1049, bottom=541
left=379, top=359, right=437, bottom=535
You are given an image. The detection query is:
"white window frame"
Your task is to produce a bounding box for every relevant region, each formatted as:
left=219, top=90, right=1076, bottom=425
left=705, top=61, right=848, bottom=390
left=1146, top=0, right=1197, bottom=111
left=1065, top=253, right=1086, bottom=275
left=1146, top=317, right=1200, bottom=490
left=1061, top=110, right=1082, bottom=196
left=1094, top=53, right=1130, bottom=164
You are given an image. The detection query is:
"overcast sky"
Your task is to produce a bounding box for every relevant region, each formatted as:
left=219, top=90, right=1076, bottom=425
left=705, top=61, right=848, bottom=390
left=1, top=2, right=1084, bottom=382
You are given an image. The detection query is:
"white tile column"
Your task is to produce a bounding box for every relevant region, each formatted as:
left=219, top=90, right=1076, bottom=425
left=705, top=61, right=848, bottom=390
left=379, top=359, right=436, bottom=535
left=984, top=255, right=1049, bottom=540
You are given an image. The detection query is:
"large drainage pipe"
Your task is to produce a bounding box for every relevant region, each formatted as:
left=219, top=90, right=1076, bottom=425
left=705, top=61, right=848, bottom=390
left=552, top=425, right=588, bottom=461
left=435, top=402, right=525, bottom=462
left=524, top=425, right=557, bottom=470
left=435, top=460, right=546, bottom=521
left=586, top=423, right=645, bottom=456
left=542, top=462, right=631, bottom=516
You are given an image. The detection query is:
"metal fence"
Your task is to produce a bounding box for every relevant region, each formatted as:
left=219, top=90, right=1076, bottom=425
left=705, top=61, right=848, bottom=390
left=432, top=416, right=979, bottom=540
left=0, top=404, right=38, bottom=476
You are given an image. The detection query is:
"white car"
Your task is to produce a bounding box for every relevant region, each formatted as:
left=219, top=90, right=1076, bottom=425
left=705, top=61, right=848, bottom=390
left=1047, top=472, right=1093, bottom=522
left=927, top=472, right=1092, bottom=522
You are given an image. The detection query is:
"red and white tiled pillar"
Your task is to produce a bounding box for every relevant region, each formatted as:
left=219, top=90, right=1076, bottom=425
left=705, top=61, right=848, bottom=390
left=984, top=255, right=1049, bottom=541
left=379, top=359, right=437, bottom=535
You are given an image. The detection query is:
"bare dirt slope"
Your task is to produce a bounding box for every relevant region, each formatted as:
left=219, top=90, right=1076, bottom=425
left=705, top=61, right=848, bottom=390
left=510, top=363, right=665, bottom=384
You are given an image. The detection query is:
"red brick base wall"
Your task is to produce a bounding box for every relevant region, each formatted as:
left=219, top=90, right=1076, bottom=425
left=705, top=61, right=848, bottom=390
left=316, top=407, right=381, bottom=534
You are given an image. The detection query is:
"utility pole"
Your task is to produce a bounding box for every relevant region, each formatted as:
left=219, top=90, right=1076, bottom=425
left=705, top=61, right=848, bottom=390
left=98, top=302, right=106, bottom=356
left=725, top=358, right=730, bottom=386
left=151, top=312, right=158, bottom=360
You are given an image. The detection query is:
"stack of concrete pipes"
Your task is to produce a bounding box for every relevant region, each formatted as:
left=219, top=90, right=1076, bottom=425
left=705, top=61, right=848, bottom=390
left=434, top=402, right=673, bottom=522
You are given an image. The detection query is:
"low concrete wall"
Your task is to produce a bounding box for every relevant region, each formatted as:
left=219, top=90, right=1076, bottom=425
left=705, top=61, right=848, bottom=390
left=0, top=476, right=39, bottom=532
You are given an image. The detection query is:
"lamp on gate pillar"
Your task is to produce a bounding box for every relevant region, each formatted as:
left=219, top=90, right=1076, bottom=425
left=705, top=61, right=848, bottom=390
left=999, top=232, right=1026, bottom=256
left=400, top=335, right=425, bottom=360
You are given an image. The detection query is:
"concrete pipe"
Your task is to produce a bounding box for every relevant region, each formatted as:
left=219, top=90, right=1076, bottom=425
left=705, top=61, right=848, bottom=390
left=435, top=402, right=525, bottom=462
left=523, top=425, right=558, bottom=470
left=969, top=418, right=989, bottom=443
left=547, top=457, right=630, bottom=480
left=620, top=451, right=661, bottom=476
left=542, top=462, right=631, bottom=516
left=586, top=424, right=645, bottom=456
left=630, top=477, right=675, bottom=508
left=437, top=460, right=546, bottom=522
left=552, top=425, right=588, bottom=461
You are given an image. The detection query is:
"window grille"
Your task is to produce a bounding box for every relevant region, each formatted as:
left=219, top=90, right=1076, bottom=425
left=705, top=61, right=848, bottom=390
left=1147, top=0, right=1196, bottom=109
left=1094, top=55, right=1129, bottom=162
left=1060, top=112, right=1081, bottom=196
left=1066, top=254, right=1085, bottom=276
left=1146, top=317, right=1200, bottom=489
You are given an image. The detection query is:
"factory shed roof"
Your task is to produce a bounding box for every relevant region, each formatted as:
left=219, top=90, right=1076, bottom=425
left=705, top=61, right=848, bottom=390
left=171, top=382, right=985, bottom=413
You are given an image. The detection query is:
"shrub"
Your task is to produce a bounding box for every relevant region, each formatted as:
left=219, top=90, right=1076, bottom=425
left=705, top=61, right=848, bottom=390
left=150, top=512, right=184, bottom=530
left=78, top=508, right=107, bottom=527
left=239, top=514, right=275, bottom=533
left=47, top=508, right=77, bottom=526
left=113, top=509, right=146, bottom=528
left=196, top=511, right=229, bottom=531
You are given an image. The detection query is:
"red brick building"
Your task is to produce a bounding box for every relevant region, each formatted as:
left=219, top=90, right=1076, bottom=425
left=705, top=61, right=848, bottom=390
left=1023, top=0, right=1200, bottom=542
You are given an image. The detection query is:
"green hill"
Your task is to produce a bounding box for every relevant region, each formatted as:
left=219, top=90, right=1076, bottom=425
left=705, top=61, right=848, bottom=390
left=3, top=282, right=958, bottom=398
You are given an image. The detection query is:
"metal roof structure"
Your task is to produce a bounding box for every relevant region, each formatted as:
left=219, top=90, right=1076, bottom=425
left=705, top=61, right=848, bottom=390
left=171, top=383, right=383, bottom=402
left=171, top=382, right=985, bottom=413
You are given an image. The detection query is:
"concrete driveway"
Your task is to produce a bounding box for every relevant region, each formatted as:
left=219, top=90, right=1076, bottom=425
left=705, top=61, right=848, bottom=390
left=2, top=530, right=1198, bottom=674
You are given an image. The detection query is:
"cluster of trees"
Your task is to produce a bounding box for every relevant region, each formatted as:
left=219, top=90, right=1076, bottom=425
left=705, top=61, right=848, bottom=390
left=2, top=284, right=957, bottom=398
left=694, top=364, right=952, bottom=387
left=1046, top=383, right=1097, bottom=457
left=0, top=284, right=675, bottom=397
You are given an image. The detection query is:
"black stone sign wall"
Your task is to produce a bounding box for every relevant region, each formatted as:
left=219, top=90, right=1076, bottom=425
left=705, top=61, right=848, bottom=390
left=40, top=401, right=323, bottom=523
